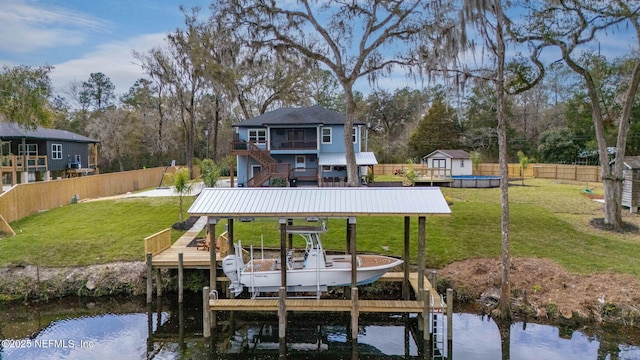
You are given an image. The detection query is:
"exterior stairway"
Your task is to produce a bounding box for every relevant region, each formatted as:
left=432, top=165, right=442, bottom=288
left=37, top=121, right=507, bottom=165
left=230, top=141, right=290, bottom=187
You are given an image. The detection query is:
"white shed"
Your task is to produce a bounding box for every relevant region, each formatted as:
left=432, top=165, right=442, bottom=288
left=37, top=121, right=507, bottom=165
left=422, top=150, right=472, bottom=176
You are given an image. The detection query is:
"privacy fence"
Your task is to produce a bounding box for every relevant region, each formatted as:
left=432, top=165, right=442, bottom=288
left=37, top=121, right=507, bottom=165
left=0, top=167, right=170, bottom=224
left=373, top=163, right=601, bottom=183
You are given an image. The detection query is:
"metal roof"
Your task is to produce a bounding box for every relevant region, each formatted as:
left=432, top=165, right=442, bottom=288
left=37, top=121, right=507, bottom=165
left=318, top=152, right=378, bottom=166
left=423, top=149, right=471, bottom=159
left=188, top=187, right=451, bottom=218
left=232, top=105, right=365, bottom=127
left=0, top=122, right=98, bottom=143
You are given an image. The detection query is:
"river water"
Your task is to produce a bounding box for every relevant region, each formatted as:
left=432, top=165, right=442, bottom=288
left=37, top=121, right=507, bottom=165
left=1, top=296, right=639, bottom=359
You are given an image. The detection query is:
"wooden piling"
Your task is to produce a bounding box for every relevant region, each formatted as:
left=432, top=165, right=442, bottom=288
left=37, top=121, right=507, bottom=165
left=403, top=217, right=410, bottom=300
left=178, top=253, right=184, bottom=304
left=278, top=287, right=287, bottom=340
left=351, top=287, right=359, bottom=341
left=155, top=269, right=163, bottom=298
left=209, top=218, right=217, bottom=291
left=146, top=253, right=153, bottom=304
left=423, top=289, right=430, bottom=341
left=418, top=217, right=426, bottom=301
left=447, top=288, right=453, bottom=356
left=203, top=286, right=211, bottom=338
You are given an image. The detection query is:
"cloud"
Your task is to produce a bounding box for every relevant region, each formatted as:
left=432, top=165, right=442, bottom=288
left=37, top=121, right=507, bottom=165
left=50, top=33, right=168, bottom=95
left=0, top=0, right=110, bottom=53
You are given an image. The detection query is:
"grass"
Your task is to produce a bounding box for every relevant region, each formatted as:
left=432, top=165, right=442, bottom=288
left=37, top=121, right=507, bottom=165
left=2, top=178, right=639, bottom=278
left=0, top=197, right=194, bottom=267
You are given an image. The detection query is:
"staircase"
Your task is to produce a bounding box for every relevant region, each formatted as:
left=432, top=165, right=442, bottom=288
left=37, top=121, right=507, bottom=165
left=231, top=141, right=290, bottom=187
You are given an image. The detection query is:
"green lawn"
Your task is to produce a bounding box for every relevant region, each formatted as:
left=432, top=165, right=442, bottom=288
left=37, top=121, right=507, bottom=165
left=1, top=197, right=194, bottom=267
left=2, top=179, right=639, bottom=277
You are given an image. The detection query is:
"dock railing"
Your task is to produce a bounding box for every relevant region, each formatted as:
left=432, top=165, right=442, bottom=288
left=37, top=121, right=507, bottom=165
left=144, top=228, right=172, bottom=256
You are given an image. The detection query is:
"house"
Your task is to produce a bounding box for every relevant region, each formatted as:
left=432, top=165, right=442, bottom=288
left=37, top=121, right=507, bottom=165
left=0, top=122, right=99, bottom=186
left=229, top=105, right=377, bottom=187
left=422, top=149, right=472, bottom=177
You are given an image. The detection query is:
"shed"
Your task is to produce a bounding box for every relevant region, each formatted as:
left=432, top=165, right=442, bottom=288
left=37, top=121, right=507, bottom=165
left=422, top=149, right=472, bottom=176
left=622, top=157, right=640, bottom=213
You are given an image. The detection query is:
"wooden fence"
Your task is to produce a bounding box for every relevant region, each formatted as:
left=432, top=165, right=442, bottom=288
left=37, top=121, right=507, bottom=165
left=144, top=228, right=172, bottom=256
left=373, top=163, right=601, bottom=182
left=0, top=167, right=169, bottom=224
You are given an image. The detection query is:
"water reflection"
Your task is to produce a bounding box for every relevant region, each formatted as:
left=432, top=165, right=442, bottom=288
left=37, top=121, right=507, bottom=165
left=1, top=296, right=639, bottom=359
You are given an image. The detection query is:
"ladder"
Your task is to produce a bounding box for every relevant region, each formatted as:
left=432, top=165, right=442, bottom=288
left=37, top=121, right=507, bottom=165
left=431, top=293, right=447, bottom=359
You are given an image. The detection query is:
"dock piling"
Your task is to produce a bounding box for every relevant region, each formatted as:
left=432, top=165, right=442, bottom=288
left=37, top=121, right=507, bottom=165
left=178, top=253, right=184, bottom=303
left=203, top=286, right=211, bottom=338
left=146, top=253, right=153, bottom=304
left=447, top=288, right=453, bottom=357
left=351, top=287, right=359, bottom=341
left=278, top=287, right=287, bottom=341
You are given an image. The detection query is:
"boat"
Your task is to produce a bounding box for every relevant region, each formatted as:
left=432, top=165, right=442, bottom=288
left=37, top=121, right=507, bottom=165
left=221, top=225, right=403, bottom=297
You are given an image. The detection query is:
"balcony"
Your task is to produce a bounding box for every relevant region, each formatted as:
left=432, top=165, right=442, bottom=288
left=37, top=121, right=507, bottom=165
left=270, top=128, right=317, bottom=151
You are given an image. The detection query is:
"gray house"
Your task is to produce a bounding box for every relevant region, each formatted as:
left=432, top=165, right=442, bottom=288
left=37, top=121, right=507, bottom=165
left=0, top=122, right=99, bottom=185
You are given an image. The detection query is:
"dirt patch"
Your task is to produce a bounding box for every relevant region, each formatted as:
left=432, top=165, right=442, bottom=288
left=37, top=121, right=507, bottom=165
left=590, top=218, right=639, bottom=233
left=439, top=257, right=640, bottom=326
left=0, top=262, right=149, bottom=302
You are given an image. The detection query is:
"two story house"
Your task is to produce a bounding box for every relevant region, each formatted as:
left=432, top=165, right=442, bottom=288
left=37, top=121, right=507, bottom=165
left=1, top=122, right=99, bottom=186
left=230, top=105, right=377, bottom=187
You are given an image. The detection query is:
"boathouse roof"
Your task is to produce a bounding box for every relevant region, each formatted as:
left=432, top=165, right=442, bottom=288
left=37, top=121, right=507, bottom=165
left=188, top=187, right=451, bottom=218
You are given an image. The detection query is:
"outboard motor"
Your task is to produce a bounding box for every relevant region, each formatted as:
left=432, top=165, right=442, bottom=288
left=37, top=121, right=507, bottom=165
left=222, top=254, right=244, bottom=296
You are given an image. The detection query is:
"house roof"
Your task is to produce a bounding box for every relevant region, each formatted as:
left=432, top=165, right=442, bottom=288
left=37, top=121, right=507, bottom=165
left=233, top=105, right=365, bottom=127
left=423, top=149, right=471, bottom=159
left=188, top=187, right=451, bottom=218
left=318, top=152, right=378, bottom=166
left=0, top=122, right=98, bottom=143
left=623, top=156, right=640, bottom=169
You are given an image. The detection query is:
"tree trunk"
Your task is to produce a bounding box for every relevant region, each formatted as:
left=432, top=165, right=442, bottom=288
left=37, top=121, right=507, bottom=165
left=213, top=96, right=220, bottom=162
left=495, top=0, right=512, bottom=321
left=343, top=86, right=359, bottom=187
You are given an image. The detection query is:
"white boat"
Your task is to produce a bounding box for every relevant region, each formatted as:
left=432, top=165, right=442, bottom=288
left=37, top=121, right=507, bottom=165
left=221, top=225, right=403, bottom=297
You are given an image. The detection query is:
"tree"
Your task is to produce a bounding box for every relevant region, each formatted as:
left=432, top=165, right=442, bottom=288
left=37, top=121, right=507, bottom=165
left=537, top=128, right=581, bottom=164
left=0, top=65, right=53, bottom=128
left=224, top=0, right=456, bottom=186
left=409, top=95, right=461, bottom=160
left=167, top=168, right=192, bottom=223
left=453, top=0, right=544, bottom=321
left=368, top=87, right=428, bottom=162
left=521, top=0, right=640, bottom=230
left=79, top=72, right=116, bottom=112
left=199, top=158, right=220, bottom=187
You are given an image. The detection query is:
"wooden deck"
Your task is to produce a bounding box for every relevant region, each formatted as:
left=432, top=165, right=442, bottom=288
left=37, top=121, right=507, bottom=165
left=151, top=216, right=220, bottom=269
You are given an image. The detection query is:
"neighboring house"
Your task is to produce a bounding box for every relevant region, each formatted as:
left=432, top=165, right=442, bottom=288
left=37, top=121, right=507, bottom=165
left=0, top=122, right=99, bottom=186
left=422, top=149, right=472, bottom=177
left=230, top=105, right=377, bottom=187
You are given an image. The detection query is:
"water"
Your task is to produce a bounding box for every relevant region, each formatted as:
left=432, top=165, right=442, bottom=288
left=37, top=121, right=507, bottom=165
left=1, top=296, right=639, bottom=359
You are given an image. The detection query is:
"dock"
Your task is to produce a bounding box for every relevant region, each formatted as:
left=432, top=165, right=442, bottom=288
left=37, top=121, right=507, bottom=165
left=149, top=216, right=221, bottom=269
left=209, top=272, right=445, bottom=313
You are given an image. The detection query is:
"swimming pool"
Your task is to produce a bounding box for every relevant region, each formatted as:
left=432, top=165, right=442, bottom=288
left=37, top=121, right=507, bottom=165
left=451, top=175, right=501, bottom=188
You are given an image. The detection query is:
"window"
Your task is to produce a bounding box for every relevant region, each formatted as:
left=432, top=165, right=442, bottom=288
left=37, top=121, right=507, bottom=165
left=18, top=144, right=37, bottom=156
left=248, top=129, right=267, bottom=144
left=352, top=126, right=358, bottom=143
left=322, top=165, right=332, bottom=172
left=52, top=144, right=62, bottom=160
left=460, top=159, right=464, bottom=167
left=295, top=156, right=306, bottom=171
left=321, top=128, right=332, bottom=144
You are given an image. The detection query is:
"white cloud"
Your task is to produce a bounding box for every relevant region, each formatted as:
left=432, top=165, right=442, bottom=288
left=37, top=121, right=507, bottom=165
left=50, top=33, right=168, bottom=95
left=0, top=0, right=110, bottom=53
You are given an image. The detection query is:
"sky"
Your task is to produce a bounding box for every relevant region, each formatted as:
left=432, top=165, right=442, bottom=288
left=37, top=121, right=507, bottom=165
left=0, top=0, right=212, bottom=95
left=0, top=0, right=637, bottom=102
left=0, top=0, right=429, bottom=99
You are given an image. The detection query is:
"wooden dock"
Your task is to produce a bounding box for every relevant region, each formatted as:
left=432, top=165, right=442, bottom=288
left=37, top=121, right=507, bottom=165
left=150, top=216, right=220, bottom=269
left=209, top=271, right=444, bottom=313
